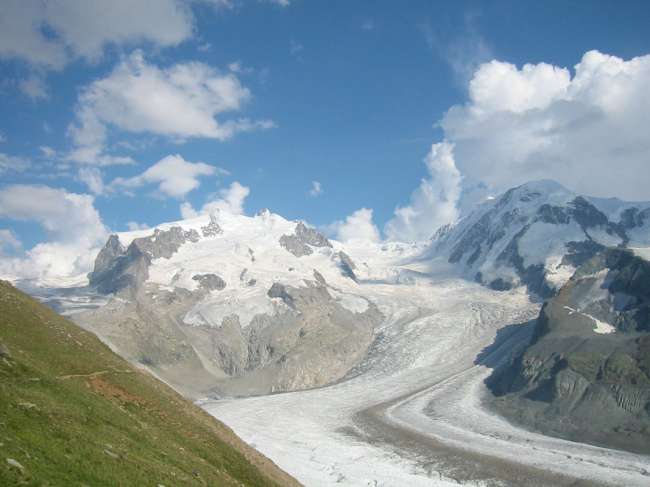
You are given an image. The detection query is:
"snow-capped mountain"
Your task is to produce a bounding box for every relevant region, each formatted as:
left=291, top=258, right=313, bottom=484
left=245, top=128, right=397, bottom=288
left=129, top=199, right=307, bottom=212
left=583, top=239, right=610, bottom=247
left=431, top=180, right=650, bottom=297
left=74, top=209, right=423, bottom=398
left=19, top=180, right=650, bottom=485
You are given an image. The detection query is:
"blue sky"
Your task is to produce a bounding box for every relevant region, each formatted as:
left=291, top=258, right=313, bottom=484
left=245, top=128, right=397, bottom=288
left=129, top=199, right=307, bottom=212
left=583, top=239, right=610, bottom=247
left=1, top=0, right=650, bottom=282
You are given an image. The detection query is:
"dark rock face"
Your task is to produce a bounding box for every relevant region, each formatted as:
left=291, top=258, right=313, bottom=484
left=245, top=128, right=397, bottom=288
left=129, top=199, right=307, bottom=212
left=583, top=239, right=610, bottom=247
left=485, top=248, right=650, bottom=454
left=619, top=207, right=650, bottom=230
left=89, top=235, right=125, bottom=284
left=201, top=214, right=223, bottom=237
left=312, top=269, right=327, bottom=286
left=267, top=282, right=296, bottom=308
left=192, top=274, right=226, bottom=291
left=279, top=222, right=332, bottom=257
left=295, top=222, right=332, bottom=248
left=337, top=251, right=358, bottom=282
left=89, top=226, right=200, bottom=294
left=132, top=227, right=200, bottom=260
left=88, top=242, right=150, bottom=295
left=279, top=234, right=313, bottom=257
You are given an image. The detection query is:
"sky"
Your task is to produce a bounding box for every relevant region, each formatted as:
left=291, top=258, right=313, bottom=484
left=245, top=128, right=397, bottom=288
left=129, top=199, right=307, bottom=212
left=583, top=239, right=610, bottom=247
left=1, top=0, right=650, bottom=284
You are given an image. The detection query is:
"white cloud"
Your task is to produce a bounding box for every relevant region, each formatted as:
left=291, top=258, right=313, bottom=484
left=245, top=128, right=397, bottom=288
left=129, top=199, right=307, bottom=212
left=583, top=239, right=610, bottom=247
left=126, top=221, right=150, bottom=231
left=0, top=153, right=30, bottom=173
left=309, top=180, right=323, bottom=197
left=328, top=208, right=381, bottom=244
left=0, top=0, right=193, bottom=69
left=0, top=185, right=108, bottom=284
left=68, top=51, right=273, bottom=165
left=19, top=74, right=49, bottom=100
left=385, top=142, right=461, bottom=242
left=179, top=201, right=199, bottom=219
left=78, top=167, right=105, bottom=195
left=180, top=181, right=250, bottom=218
left=0, top=1, right=68, bottom=69
left=112, top=154, right=221, bottom=199
left=441, top=50, right=650, bottom=200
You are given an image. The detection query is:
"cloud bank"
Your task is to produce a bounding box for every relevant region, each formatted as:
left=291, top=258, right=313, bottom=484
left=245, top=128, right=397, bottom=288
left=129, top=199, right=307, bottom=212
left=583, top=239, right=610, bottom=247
left=180, top=181, right=251, bottom=218
left=384, top=49, right=650, bottom=242
left=442, top=50, right=650, bottom=201
left=112, top=154, right=223, bottom=199
left=0, top=185, right=108, bottom=285
left=385, top=142, right=461, bottom=242
left=68, top=51, right=273, bottom=165
left=0, top=0, right=194, bottom=69
left=327, top=208, right=381, bottom=244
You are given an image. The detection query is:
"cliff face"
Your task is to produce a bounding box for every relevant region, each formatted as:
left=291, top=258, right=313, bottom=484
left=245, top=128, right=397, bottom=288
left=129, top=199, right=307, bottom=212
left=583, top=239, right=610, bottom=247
left=486, top=248, right=650, bottom=454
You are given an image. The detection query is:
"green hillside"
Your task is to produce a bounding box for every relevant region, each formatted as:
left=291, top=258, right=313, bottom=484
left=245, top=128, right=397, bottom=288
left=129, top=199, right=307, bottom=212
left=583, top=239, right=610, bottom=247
left=0, top=280, right=299, bottom=487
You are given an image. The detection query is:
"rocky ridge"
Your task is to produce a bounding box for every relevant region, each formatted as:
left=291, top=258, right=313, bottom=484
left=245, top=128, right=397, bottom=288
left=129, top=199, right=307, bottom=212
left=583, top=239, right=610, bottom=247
left=432, top=180, right=650, bottom=297
left=486, top=248, right=650, bottom=454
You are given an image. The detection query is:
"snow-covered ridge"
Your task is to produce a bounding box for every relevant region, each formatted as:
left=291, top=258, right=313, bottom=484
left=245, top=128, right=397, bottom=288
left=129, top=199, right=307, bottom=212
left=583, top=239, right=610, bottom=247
left=431, top=179, right=650, bottom=296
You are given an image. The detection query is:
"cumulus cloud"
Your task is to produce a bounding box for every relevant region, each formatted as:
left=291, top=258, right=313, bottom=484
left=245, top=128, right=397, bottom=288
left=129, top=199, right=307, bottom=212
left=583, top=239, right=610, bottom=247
left=385, top=142, right=461, bottom=242
left=0, top=0, right=193, bottom=69
left=327, top=208, right=381, bottom=244
left=68, top=51, right=273, bottom=165
left=0, top=153, right=30, bottom=174
left=112, top=154, right=222, bottom=199
left=0, top=185, right=108, bottom=284
left=180, top=181, right=250, bottom=218
left=126, top=221, right=150, bottom=231
left=309, top=181, right=323, bottom=197
left=441, top=50, right=650, bottom=201
left=77, top=167, right=105, bottom=195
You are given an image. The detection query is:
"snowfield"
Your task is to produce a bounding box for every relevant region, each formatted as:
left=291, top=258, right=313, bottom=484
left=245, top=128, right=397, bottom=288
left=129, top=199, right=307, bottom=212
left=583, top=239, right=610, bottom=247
left=202, top=275, right=650, bottom=486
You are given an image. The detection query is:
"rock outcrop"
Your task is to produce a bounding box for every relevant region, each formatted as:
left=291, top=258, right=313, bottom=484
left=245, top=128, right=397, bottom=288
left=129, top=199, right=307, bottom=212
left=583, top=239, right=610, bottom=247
left=88, top=226, right=200, bottom=295
left=192, top=273, right=226, bottom=291
left=279, top=222, right=332, bottom=257
left=485, top=248, right=650, bottom=454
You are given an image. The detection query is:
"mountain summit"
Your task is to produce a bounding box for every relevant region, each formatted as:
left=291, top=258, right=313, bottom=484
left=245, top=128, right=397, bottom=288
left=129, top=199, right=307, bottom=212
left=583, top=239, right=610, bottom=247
left=432, top=180, right=650, bottom=297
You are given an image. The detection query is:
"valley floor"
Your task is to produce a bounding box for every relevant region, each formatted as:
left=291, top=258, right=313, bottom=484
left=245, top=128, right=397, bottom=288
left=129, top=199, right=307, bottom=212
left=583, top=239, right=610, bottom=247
left=202, top=279, right=650, bottom=487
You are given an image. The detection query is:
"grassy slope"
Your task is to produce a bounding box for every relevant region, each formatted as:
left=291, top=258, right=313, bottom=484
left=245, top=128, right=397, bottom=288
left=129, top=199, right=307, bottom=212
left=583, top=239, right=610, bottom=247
left=0, top=281, right=300, bottom=487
